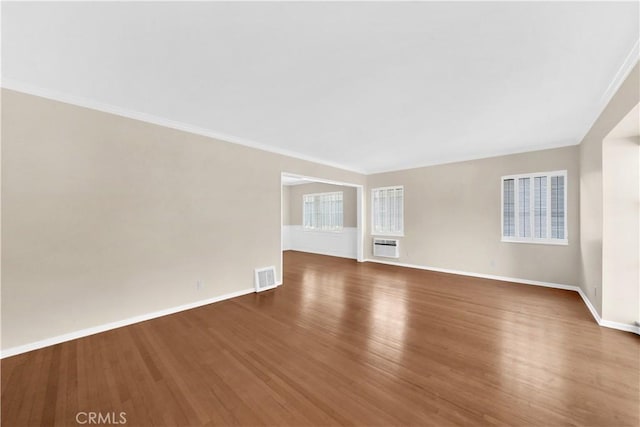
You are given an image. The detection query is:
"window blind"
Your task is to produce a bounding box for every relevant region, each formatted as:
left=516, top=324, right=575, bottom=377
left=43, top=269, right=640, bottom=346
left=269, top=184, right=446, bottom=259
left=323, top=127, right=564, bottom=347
left=551, top=176, right=565, bottom=239
left=503, top=179, right=515, bottom=237
left=372, top=186, right=404, bottom=235
left=518, top=177, right=531, bottom=238
left=303, top=192, right=343, bottom=231
left=502, top=171, right=567, bottom=244
left=534, top=176, right=547, bottom=238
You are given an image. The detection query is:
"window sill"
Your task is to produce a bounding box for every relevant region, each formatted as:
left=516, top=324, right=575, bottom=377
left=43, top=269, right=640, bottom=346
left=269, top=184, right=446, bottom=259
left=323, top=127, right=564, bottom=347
left=372, top=233, right=404, bottom=238
left=501, top=238, right=568, bottom=246
left=303, top=228, right=345, bottom=233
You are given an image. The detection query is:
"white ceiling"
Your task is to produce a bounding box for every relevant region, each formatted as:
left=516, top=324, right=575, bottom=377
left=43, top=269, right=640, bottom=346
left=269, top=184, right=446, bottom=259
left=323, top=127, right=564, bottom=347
left=2, top=2, right=638, bottom=174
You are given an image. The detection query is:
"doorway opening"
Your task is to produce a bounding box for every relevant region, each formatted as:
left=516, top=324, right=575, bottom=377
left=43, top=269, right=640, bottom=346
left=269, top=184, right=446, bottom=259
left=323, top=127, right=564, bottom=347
left=280, top=172, right=365, bottom=283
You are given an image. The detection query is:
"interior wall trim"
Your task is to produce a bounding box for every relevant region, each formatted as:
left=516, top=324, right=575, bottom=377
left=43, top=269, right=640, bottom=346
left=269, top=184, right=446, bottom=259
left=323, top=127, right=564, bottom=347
left=364, top=258, right=640, bottom=335
left=3, top=257, right=637, bottom=358
left=283, top=226, right=358, bottom=260
left=363, top=258, right=579, bottom=290
left=0, top=286, right=263, bottom=359
left=577, top=43, right=640, bottom=144
left=0, top=79, right=365, bottom=175
left=575, top=287, right=640, bottom=334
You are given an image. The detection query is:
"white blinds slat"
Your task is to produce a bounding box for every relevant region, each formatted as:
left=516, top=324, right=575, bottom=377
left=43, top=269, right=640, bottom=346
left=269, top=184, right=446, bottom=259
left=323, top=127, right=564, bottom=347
left=534, top=176, right=547, bottom=238
left=518, top=177, right=531, bottom=238
left=503, top=179, right=515, bottom=237
left=551, top=176, right=565, bottom=239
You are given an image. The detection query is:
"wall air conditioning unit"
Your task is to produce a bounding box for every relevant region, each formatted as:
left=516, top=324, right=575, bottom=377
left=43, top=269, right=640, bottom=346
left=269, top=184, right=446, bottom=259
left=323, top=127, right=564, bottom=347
left=255, top=266, right=277, bottom=292
left=373, top=238, right=399, bottom=258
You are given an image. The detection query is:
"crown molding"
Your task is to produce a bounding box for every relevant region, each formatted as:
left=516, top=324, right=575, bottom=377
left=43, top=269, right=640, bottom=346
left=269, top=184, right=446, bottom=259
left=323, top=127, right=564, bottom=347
left=0, top=79, right=583, bottom=177
left=0, top=79, right=366, bottom=175
left=577, top=39, right=640, bottom=144
left=363, top=140, right=580, bottom=175
left=3, top=35, right=638, bottom=179
left=599, top=39, right=640, bottom=108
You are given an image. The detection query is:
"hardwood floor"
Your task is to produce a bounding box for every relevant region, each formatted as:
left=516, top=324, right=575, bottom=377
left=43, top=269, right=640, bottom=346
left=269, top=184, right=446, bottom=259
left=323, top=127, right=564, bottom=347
left=2, top=251, right=639, bottom=426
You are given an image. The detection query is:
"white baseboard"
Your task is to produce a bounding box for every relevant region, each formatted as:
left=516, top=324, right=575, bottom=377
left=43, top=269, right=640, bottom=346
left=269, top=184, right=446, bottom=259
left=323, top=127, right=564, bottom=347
left=599, top=319, right=640, bottom=334
left=364, top=258, right=640, bottom=335
left=576, top=287, right=602, bottom=324
left=575, top=288, right=640, bottom=334
left=4, top=257, right=637, bottom=358
left=0, top=286, right=259, bottom=359
left=363, top=258, right=579, bottom=291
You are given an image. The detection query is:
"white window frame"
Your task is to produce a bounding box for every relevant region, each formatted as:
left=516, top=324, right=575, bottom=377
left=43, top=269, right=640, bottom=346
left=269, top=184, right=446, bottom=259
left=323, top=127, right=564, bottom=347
left=501, top=170, right=568, bottom=245
left=371, top=186, right=404, bottom=237
left=302, top=191, right=344, bottom=232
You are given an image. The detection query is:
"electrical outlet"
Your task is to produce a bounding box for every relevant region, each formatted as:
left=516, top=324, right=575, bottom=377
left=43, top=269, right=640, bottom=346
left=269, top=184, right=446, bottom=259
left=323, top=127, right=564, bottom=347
left=196, top=280, right=203, bottom=291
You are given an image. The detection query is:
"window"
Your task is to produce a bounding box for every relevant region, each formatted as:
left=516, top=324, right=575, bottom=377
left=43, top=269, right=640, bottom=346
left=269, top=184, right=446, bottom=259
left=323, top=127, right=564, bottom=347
left=502, top=171, right=567, bottom=244
left=303, top=192, right=343, bottom=231
left=372, top=186, right=404, bottom=236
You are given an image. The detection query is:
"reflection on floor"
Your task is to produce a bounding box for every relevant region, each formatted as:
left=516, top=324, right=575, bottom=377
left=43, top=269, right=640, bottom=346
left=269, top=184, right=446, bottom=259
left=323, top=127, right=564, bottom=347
left=2, top=250, right=638, bottom=426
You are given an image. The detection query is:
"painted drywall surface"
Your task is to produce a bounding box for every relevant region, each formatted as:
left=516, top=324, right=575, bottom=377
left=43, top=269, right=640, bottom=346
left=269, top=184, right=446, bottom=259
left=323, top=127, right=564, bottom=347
left=579, top=63, right=640, bottom=316
left=287, top=182, right=357, bottom=227
left=366, top=146, right=581, bottom=285
left=283, top=226, right=358, bottom=259
left=1, top=89, right=365, bottom=350
left=602, top=136, right=639, bottom=326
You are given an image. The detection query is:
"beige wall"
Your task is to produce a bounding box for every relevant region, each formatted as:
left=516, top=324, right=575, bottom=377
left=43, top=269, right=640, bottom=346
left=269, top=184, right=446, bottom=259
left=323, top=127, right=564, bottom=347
left=602, top=136, right=639, bottom=325
left=579, top=63, right=640, bottom=316
left=1, top=89, right=365, bottom=350
left=286, top=182, right=357, bottom=227
left=4, top=65, right=639, bottom=352
left=366, top=146, right=580, bottom=285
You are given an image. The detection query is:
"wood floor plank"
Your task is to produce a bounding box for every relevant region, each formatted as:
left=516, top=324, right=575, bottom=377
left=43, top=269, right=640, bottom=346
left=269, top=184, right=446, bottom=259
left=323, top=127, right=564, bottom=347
left=2, top=250, right=639, bottom=426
